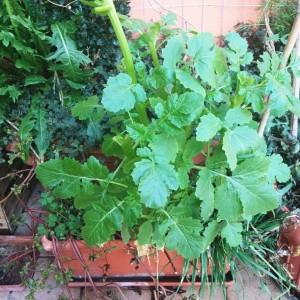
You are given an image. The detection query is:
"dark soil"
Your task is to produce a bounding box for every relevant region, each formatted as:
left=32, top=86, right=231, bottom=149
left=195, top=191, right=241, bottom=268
left=0, top=245, right=33, bottom=285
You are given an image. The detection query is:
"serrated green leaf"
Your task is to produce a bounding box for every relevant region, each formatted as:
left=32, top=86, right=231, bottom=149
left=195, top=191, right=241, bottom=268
left=36, top=157, right=116, bottom=199
left=196, top=168, right=214, bottom=221
left=226, top=32, right=248, bottom=55
left=132, top=159, right=178, bottom=208
left=72, top=96, right=103, bottom=121
left=156, top=92, right=204, bottom=132
left=0, top=85, right=21, bottom=102
left=202, top=220, right=221, bottom=250
left=224, top=107, right=252, bottom=127
left=196, top=113, right=222, bottom=141
left=160, top=208, right=203, bottom=259
left=221, top=223, right=243, bottom=247
left=82, top=198, right=123, bottom=245
left=268, top=154, right=291, bottom=183
left=138, top=221, right=152, bottom=244
left=175, top=69, right=206, bottom=97
left=187, top=33, right=216, bottom=86
left=24, top=75, right=47, bottom=86
left=222, top=126, right=262, bottom=170
left=150, top=134, right=179, bottom=163
left=162, top=35, right=184, bottom=74
left=215, top=182, right=242, bottom=222
left=102, top=73, right=146, bottom=113
left=48, top=22, right=91, bottom=79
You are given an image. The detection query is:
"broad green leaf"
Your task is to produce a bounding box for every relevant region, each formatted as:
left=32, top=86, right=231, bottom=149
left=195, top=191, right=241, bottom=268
left=121, top=224, right=131, bottom=244
left=225, top=32, right=248, bottom=55
left=202, top=220, right=221, bottom=250
left=24, top=75, right=47, bottom=86
left=187, top=33, right=216, bottom=86
left=72, top=96, right=103, bottom=121
left=138, top=221, right=153, bottom=244
left=82, top=198, right=123, bottom=245
left=102, top=73, right=146, bottom=113
left=268, top=154, right=291, bottom=183
left=175, top=69, right=206, bottom=98
left=74, top=184, right=102, bottom=209
left=196, top=168, right=214, bottom=221
left=221, top=223, right=243, bottom=247
left=156, top=92, right=204, bottom=132
left=162, top=35, right=184, bottom=74
left=150, top=134, right=179, bottom=163
left=34, top=108, right=49, bottom=157
left=224, top=107, right=252, bottom=127
left=36, top=157, right=113, bottom=199
left=222, top=126, right=262, bottom=170
left=230, top=161, right=280, bottom=216
left=215, top=182, right=242, bottom=222
left=160, top=208, right=203, bottom=259
left=132, top=159, right=178, bottom=208
left=196, top=113, right=222, bottom=141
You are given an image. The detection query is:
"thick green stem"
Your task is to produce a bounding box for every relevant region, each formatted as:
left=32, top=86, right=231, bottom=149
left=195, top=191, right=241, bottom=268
left=148, top=41, right=159, bottom=67
left=94, top=0, right=136, bottom=83
left=92, top=0, right=149, bottom=124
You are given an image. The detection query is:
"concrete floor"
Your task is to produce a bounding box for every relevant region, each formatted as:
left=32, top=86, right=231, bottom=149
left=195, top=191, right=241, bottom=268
left=0, top=258, right=297, bottom=300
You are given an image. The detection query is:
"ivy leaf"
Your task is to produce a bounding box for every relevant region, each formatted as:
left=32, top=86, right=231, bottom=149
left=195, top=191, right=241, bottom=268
left=36, top=157, right=111, bottom=199
left=162, top=35, right=184, bottom=75
left=196, top=113, right=223, bottom=141
left=132, top=159, right=178, bottom=208
left=221, top=223, right=243, bottom=247
left=72, top=96, right=104, bottom=121
left=102, top=73, right=146, bottom=113
left=215, top=182, right=242, bottom=222
left=196, top=168, right=214, bottom=221
left=160, top=208, right=203, bottom=259
left=222, top=126, right=262, bottom=170
left=175, top=69, right=206, bottom=98
left=82, top=198, right=123, bottom=245
left=268, top=154, right=291, bottom=183
left=187, top=33, right=216, bottom=86
left=224, top=107, right=252, bottom=127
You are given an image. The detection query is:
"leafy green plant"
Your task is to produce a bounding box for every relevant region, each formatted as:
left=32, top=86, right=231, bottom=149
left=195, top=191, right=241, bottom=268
left=0, top=0, right=130, bottom=163
left=36, top=0, right=299, bottom=289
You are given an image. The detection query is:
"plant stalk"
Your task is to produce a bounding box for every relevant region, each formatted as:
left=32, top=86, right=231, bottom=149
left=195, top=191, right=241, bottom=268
left=91, top=0, right=149, bottom=124
left=258, top=6, right=300, bottom=137
left=291, top=0, right=300, bottom=137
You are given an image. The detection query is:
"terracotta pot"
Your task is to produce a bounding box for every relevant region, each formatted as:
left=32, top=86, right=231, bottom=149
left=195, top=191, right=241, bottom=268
left=0, top=236, right=34, bottom=291
left=41, top=236, right=231, bottom=287
left=278, top=215, right=300, bottom=290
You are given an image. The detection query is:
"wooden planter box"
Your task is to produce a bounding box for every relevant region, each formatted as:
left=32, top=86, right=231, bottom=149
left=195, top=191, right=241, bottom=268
left=0, top=160, right=36, bottom=234
left=0, top=235, right=34, bottom=291
left=41, top=237, right=232, bottom=288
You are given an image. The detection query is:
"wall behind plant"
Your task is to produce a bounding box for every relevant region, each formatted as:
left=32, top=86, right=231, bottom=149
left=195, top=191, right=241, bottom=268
left=130, top=0, right=262, bottom=36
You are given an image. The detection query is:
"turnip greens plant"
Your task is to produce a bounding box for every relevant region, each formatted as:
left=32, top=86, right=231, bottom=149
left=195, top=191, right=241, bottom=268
left=36, top=0, right=299, bottom=283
